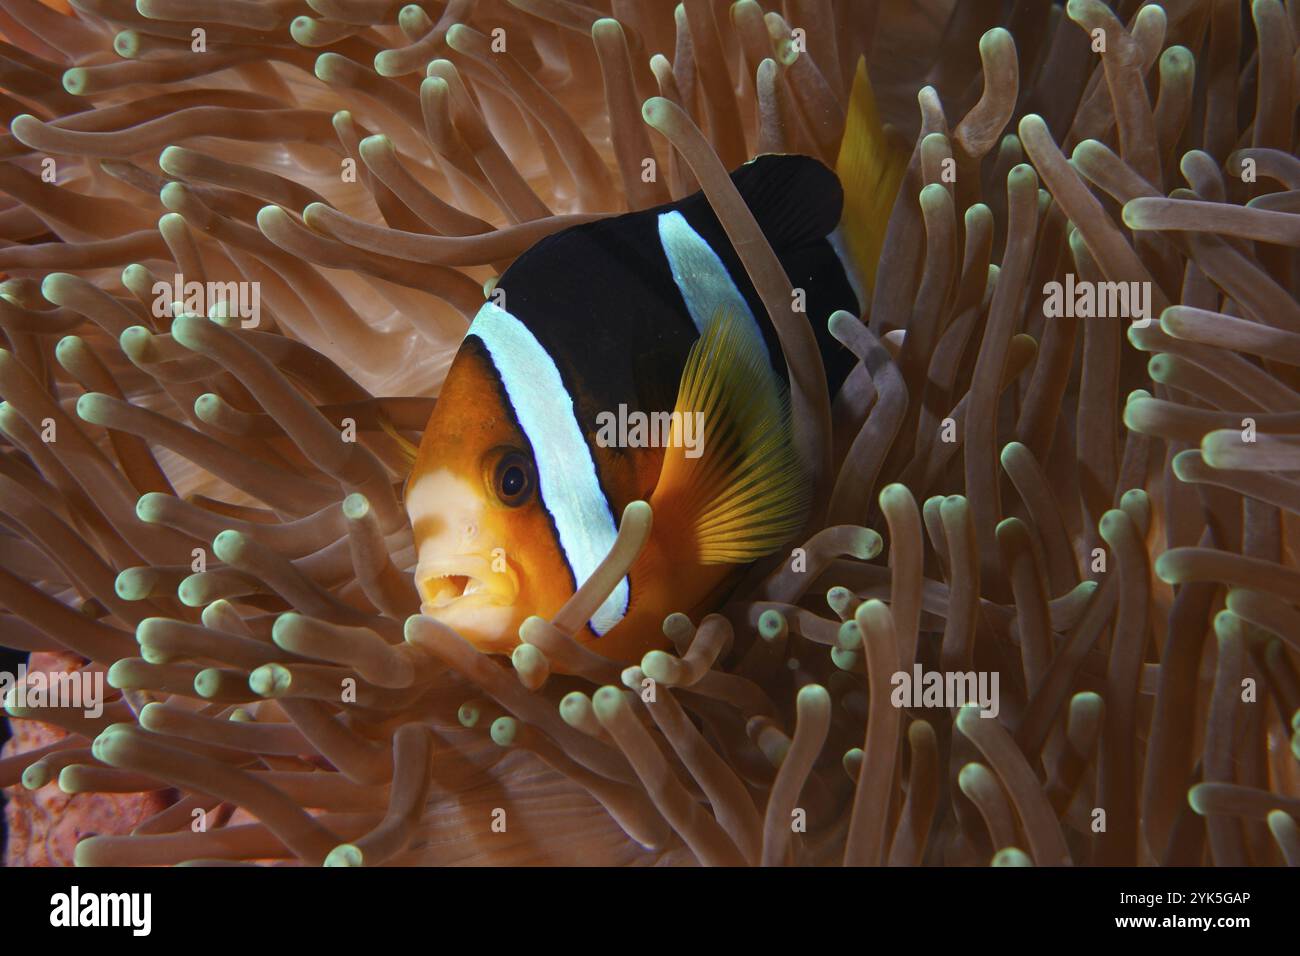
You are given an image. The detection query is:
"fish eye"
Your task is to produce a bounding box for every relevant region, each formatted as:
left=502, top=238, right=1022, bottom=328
left=491, top=451, right=535, bottom=507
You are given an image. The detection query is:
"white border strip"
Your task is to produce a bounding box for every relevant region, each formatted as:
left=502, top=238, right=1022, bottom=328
left=658, top=210, right=769, bottom=359
left=469, top=301, right=628, bottom=635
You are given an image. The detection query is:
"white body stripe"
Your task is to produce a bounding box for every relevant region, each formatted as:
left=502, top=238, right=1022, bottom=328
left=658, top=210, right=770, bottom=360
left=469, top=301, right=628, bottom=635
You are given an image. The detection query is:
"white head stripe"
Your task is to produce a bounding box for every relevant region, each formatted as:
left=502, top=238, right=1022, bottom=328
left=657, top=210, right=769, bottom=360
left=469, top=301, right=628, bottom=635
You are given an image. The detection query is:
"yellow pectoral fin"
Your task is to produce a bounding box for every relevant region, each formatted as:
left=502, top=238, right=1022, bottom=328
left=836, top=56, right=909, bottom=295
left=648, top=307, right=810, bottom=566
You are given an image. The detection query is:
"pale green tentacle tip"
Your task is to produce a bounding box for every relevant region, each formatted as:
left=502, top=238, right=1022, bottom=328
left=247, top=663, right=289, bottom=698
left=157, top=211, right=186, bottom=235
left=54, top=334, right=83, bottom=364
left=314, top=51, right=346, bottom=82
left=114, top=566, right=152, bottom=601
left=398, top=4, right=429, bottom=29
left=1290, top=709, right=1299, bottom=734
left=73, top=837, right=99, bottom=868
left=999, top=440, right=1027, bottom=467
left=289, top=16, right=316, bottom=45
left=830, top=645, right=858, bottom=672
left=193, top=667, right=226, bottom=699
left=853, top=528, right=883, bottom=560
left=979, top=25, right=1013, bottom=53
left=957, top=762, right=988, bottom=792
left=21, top=761, right=49, bottom=790
left=1069, top=689, right=1103, bottom=717
left=62, top=68, right=89, bottom=95
left=1097, top=507, right=1128, bottom=540
left=113, top=30, right=141, bottom=58
left=229, top=707, right=254, bottom=722
left=373, top=49, right=403, bottom=77
left=156, top=145, right=184, bottom=174
left=1152, top=550, right=1180, bottom=586
left=1120, top=487, right=1149, bottom=511
left=176, top=573, right=208, bottom=608
left=57, top=765, right=87, bottom=794
left=158, top=179, right=188, bottom=211
left=1160, top=44, right=1193, bottom=72
left=938, top=494, right=967, bottom=520
left=919, top=180, right=950, bottom=210
left=420, top=74, right=449, bottom=95
left=74, top=391, right=111, bottom=424
left=842, top=747, right=863, bottom=780
left=621, top=498, right=652, bottom=527
left=836, top=620, right=861, bottom=651
left=135, top=491, right=167, bottom=523
left=757, top=608, right=787, bottom=641
left=995, top=515, right=1022, bottom=537
left=878, top=482, right=912, bottom=510
left=1266, top=810, right=1297, bottom=846
left=119, top=324, right=152, bottom=355
left=1187, top=782, right=1210, bottom=815
left=212, top=528, right=245, bottom=562
left=955, top=702, right=984, bottom=734
left=324, top=843, right=363, bottom=867
left=591, top=684, right=624, bottom=720
left=1212, top=609, right=1241, bottom=644
left=168, top=312, right=208, bottom=350
left=105, top=659, right=132, bottom=690
left=357, top=133, right=391, bottom=158
left=134, top=616, right=164, bottom=644
left=456, top=701, right=481, bottom=727
left=270, top=611, right=304, bottom=646
left=89, top=723, right=132, bottom=763
left=193, top=393, right=220, bottom=420
left=620, top=665, right=644, bottom=690
left=641, top=95, right=671, bottom=126
left=558, top=691, right=589, bottom=724
left=992, top=847, right=1033, bottom=867
left=342, top=492, right=370, bottom=521
left=443, top=22, right=472, bottom=49
left=490, top=715, right=519, bottom=747
left=512, top=640, right=545, bottom=670
left=640, top=649, right=674, bottom=684
left=402, top=614, right=424, bottom=645
left=796, top=683, right=829, bottom=708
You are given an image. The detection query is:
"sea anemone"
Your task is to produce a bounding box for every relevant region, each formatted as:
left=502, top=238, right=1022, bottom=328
left=1, top=0, right=1298, bottom=867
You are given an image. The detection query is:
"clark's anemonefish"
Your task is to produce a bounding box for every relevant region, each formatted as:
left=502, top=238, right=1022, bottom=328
left=403, top=63, right=903, bottom=663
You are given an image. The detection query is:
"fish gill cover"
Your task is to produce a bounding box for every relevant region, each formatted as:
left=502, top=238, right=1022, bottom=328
left=0, top=0, right=1294, bottom=874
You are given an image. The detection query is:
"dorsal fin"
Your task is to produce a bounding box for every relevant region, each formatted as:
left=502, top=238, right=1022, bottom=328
left=728, top=153, right=846, bottom=253
left=647, top=306, right=810, bottom=565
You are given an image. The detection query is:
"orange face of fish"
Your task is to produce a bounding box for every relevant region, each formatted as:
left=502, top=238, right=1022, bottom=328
left=405, top=344, right=580, bottom=656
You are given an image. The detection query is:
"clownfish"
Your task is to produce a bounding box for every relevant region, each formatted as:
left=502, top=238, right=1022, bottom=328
left=403, top=63, right=903, bottom=663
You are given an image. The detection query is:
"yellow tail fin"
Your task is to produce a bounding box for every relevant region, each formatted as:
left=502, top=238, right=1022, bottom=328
left=835, top=57, right=908, bottom=297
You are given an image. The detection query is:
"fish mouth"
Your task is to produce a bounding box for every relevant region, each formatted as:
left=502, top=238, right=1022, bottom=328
left=415, top=554, right=518, bottom=613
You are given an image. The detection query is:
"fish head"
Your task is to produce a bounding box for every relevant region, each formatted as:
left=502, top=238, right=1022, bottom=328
left=404, top=339, right=575, bottom=655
